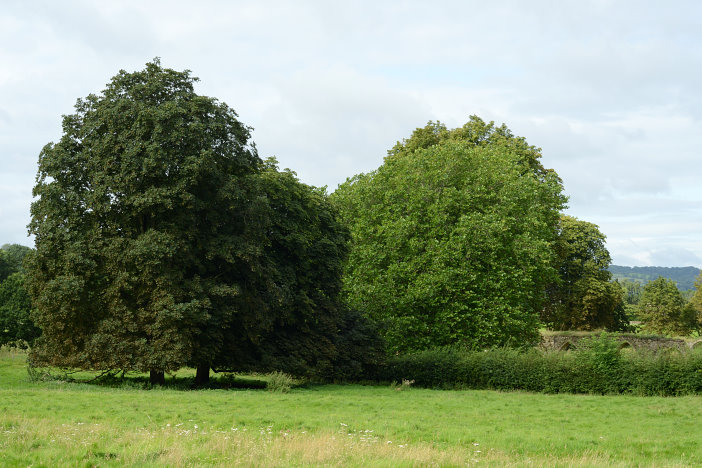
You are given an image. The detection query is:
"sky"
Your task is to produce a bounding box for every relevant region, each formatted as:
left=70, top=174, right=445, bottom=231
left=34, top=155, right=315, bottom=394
left=1, top=0, right=701, bottom=267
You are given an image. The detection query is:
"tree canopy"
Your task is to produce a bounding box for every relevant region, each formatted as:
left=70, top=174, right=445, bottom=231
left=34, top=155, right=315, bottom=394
left=0, top=244, right=32, bottom=277
left=28, top=60, right=266, bottom=380
left=638, top=277, right=695, bottom=336
left=0, top=244, right=38, bottom=347
left=0, top=272, right=38, bottom=347
left=211, top=159, right=384, bottom=379
left=333, top=119, right=566, bottom=353
left=27, top=60, right=382, bottom=382
left=542, top=216, right=629, bottom=331
left=386, top=116, right=552, bottom=180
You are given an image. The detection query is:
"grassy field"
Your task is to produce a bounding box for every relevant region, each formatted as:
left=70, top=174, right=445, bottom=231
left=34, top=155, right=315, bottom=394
left=1, top=349, right=701, bottom=467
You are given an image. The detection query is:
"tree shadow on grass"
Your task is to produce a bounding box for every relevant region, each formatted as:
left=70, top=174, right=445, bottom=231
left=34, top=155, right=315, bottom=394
left=96, top=372, right=270, bottom=390
left=28, top=365, right=269, bottom=391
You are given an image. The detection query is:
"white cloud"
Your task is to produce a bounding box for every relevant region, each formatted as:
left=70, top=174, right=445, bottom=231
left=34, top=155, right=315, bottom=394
left=1, top=0, right=701, bottom=265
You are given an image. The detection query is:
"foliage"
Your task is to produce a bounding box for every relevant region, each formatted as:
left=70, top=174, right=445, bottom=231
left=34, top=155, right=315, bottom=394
left=0, top=244, right=33, bottom=278
left=27, top=58, right=383, bottom=380
left=386, top=116, right=551, bottom=178
left=543, top=216, right=629, bottom=331
left=573, top=332, right=623, bottom=392
left=212, top=159, right=384, bottom=378
left=0, top=273, right=39, bottom=347
left=27, top=59, right=265, bottom=375
left=380, top=340, right=702, bottom=396
left=326, top=307, right=386, bottom=381
left=609, top=265, right=701, bottom=291
left=0, top=245, right=39, bottom=348
left=689, top=272, right=702, bottom=329
left=618, top=278, right=644, bottom=310
left=266, top=370, right=295, bottom=393
left=638, top=277, right=694, bottom=335
left=0, top=254, right=9, bottom=283
left=333, top=118, right=566, bottom=353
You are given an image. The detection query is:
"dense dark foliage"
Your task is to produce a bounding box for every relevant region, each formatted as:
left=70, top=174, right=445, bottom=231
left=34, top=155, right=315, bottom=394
left=0, top=244, right=33, bottom=282
left=211, top=160, right=385, bottom=379
left=543, top=216, right=629, bottom=331
left=28, top=60, right=263, bottom=379
left=27, top=60, right=381, bottom=382
left=0, top=245, right=37, bottom=347
left=0, top=273, right=39, bottom=347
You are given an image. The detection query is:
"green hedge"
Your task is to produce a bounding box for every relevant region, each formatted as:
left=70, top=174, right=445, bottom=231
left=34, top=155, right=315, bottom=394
left=378, top=334, right=702, bottom=396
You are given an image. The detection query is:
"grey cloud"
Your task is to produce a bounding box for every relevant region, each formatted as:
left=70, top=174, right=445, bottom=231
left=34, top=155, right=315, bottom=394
left=251, top=66, right=432, bottom=189
left=1, top=0, right=701, bottom=265
left=649, top=248, right=702, bottom=268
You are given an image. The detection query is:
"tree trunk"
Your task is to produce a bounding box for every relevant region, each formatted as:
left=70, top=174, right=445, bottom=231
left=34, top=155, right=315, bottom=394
left=149, top=370, right=165, bottom=385
left=195, top=364, right=210, bottom=385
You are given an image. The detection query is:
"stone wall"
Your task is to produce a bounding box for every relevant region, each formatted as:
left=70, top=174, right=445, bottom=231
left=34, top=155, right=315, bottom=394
left=540, top=333, right=702, bottom=352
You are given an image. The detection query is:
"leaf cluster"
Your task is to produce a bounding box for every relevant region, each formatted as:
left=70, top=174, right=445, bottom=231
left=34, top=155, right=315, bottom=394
left=543, top=216, right=629, bottom=331
left=0, top=245, right=38, bottom=347
left=26, top=60, right=384, bottom=378
left=638, top=277, right=697, bottom=336
left=333, top=121, right=566, bottom=353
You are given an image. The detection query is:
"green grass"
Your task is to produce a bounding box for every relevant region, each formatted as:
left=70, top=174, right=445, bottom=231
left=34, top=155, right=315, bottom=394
left=2, top=348, right=701, bottom=466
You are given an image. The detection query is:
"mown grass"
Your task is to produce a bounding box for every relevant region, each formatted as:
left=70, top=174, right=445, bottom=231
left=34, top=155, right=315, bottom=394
left=1, top=348, right=701, bottom=467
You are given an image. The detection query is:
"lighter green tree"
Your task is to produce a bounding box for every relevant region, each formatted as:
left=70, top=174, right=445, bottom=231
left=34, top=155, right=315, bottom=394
left=688, top=272, right=702, bottom=330
left=638, top=277, right=694, bottom=336
left=333, top=120, right=566, bottom=353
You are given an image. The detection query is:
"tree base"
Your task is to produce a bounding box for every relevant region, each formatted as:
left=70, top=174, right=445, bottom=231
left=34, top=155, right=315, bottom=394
left=149, top=370, right=165, bottom=385
left=194, top=364, right=210, bottom=385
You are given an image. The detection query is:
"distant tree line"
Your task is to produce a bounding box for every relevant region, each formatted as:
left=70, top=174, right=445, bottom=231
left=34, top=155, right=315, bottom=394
left=610, top=265, right=701, bottom=291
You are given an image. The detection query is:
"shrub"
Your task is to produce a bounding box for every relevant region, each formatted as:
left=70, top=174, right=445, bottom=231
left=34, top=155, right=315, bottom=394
left=380, top=338, right=702, bottom=396
left=573, top=332, right=624, bottom=394
left=266, top=371, right=295, bottom=393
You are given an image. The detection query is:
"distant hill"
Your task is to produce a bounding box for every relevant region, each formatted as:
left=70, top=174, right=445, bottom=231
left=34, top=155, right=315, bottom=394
left=609, top=265, right=701, bottom=291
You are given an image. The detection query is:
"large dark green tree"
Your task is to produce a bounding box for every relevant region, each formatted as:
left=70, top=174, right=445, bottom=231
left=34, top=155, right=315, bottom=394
left=333, top=118, right=566, bottom=353
left=28, top=60, right=381, bottom=384
left=28, top=60, right=264, bottom=383
left=542, top=216, right=629, bottom=331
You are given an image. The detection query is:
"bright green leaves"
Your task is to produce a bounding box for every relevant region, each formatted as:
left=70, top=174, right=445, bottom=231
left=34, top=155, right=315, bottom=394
left=334, top=123, right=566, bottom=353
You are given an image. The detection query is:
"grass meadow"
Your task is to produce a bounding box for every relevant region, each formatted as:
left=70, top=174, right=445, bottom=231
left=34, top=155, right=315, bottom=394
left=1, top=348, right=701, bottom=467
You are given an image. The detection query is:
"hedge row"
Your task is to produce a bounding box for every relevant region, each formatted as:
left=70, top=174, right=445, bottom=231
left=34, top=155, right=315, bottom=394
left=378, top=334, right=702, bottom=396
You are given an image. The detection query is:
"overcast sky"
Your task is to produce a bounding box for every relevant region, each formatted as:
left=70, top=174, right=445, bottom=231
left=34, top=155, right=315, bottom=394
left=2, top=0, right=701, bottom=267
